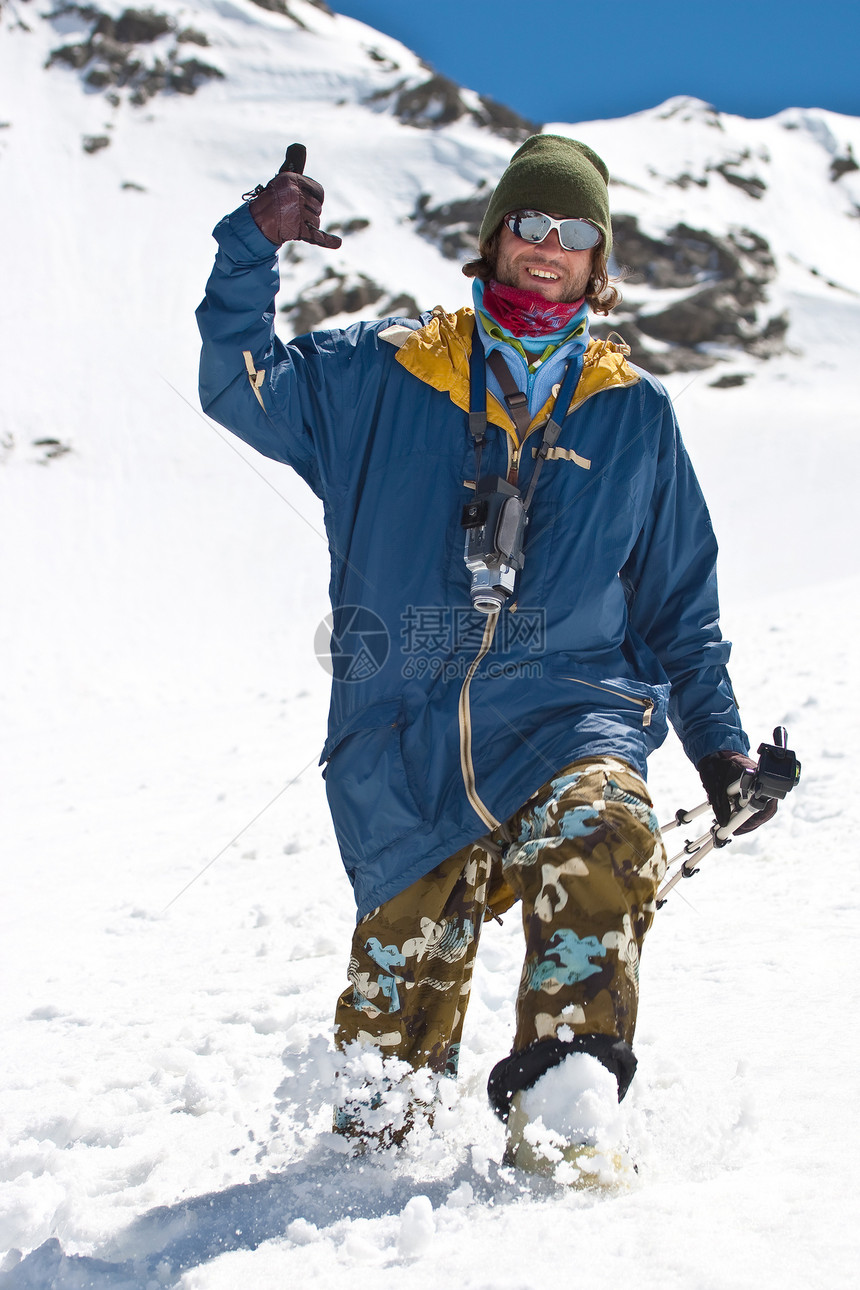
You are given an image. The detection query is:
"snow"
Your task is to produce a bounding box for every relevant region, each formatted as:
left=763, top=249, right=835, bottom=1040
left=516, top=1054, right=624, bottom=1147
left=1, top=2, right=859, bottom=1286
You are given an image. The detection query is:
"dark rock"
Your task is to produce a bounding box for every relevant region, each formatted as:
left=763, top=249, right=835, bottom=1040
left=600, top=216, right=785, bottom=372
left=243, top=0, right=333, bottom=23
left=474, top=94, right=541, bottom=142
left=746, top=311, right=789, bottom=356
left=637, top=284, right=747, bottom=346
left=110, top=8, right=171, bottom=44
left=46, top=5, right=222, bottom=104
left=589, top=320, right=716, bottom=375
left=709, top=373, right=750, bottom=388
left=380, top=294, right=420, bottom=319
left=368, top=72, right=538, bottom=141
left=365, top=47, right=399, bottom=71
left=176, top=27, right=210, bottom=46
left=169, top=57, right=224, bottom=95
left=658, top=98, right=724, bottom=130
left=82, top=133, right=110, bottom=153
left=328, top=217, right=371, bottom=235
left=386, top=74, right=474, bottom=129
left=611, top=216, right=739, bottom=288
left=280, top=270, right=386, bottom=334
left=831, top=147, right=859, bottom=182
left=32, top=437, right=73, bottom=461
left=279, top=271, right=422, bottom=334
left=665, top=172, right=709, bottom=190
left=713, top=161, right=767, bottom=199
left=245, top=0, right=306, bottom=24
left=51, top=43, right=92, bottom=69
left=82, top=41, right=145, bottom=88
left=249, top=0, right=331, bottom=13
left=411, top=189, right=490, bottom=260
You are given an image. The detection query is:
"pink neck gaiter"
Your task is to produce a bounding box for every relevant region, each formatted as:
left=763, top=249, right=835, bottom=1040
left=482, top=279, right=586, bottom=338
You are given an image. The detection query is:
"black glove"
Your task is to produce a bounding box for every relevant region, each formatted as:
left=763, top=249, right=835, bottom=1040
left=697, top=750, right=778, bottom=836
left=246, top=143, right=342, bottom=250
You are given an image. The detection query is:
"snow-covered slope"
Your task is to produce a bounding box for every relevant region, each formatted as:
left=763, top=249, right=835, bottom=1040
left=1, top=2, right=859, bottom=1286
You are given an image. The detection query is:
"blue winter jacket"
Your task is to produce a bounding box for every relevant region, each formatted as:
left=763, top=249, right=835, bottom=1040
left=197, top=204, right=749, bottom=919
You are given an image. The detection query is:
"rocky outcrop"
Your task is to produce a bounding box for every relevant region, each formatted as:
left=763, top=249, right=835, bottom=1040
left=712, top=157, right=767, bottom=199
left=656, top=145, right=770, bottom=201
left=46, top=6, right=223, bottom=106
left=0, top=434, right=73, bottom=465
left=246, top=0, right=333, bottom=24
left=831, top=146, right=859, bottom=181
left=279, top=266, right=419, bottom=334
left=411, top=189, right=492, bottom=260
left=367, top=71, right=539, bottom=141
left=598, top=217, right=787, bottom=372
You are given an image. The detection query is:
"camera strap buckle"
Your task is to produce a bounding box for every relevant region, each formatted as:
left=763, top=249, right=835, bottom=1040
left=485, top=348, right=580, bottom=511
left=487, top=350, right=531, bottom=440
left=467, top=409, right=488, bottom=479
left=462, top=339, right=582, bottom=613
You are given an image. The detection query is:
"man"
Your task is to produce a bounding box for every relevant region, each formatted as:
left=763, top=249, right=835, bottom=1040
left=197, top=134, right=773, bottom=1176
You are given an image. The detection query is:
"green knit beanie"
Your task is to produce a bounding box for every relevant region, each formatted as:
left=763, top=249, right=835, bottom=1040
left=479, top=134, right=612, bottom=256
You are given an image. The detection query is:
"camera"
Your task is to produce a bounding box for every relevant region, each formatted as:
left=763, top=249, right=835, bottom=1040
left=461, top=475, right=527, bottom=614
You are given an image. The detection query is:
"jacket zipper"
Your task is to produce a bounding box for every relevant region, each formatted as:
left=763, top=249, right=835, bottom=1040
left=458, top=616, right=502, bottom=830
left=463, top=353, right=649, bottom=811
left=562, top=675, right=654, bottom=728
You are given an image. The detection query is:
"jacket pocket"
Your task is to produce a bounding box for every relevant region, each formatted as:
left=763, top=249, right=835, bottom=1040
left=543, top=656, right=669, bottom=733
left=321, top=698, right=422, bottom=862
left=560, top=674, right=656, bottom=727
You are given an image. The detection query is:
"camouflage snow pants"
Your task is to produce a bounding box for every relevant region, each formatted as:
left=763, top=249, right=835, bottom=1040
left=334, top=757, right=667, bottom=1109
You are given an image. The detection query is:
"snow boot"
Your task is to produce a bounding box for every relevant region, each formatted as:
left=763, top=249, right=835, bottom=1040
left=503, top=1053, right=634, bottom=1188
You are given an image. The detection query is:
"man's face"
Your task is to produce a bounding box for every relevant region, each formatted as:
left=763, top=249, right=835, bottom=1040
left=494, top=213, right=594, bottom=302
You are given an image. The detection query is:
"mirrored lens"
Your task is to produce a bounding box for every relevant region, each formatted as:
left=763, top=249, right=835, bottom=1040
left=558, top=219, right=601, bottom=251
left=505, top=210, right=601, bottom=252
left=509, top=212, right=553, bottom=243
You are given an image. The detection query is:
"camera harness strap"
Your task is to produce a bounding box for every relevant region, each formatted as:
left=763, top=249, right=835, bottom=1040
left=468, top=340, right=581, bottom=512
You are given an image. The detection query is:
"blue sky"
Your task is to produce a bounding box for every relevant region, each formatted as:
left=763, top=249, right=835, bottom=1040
left=330, top=0, right=859, bottom=124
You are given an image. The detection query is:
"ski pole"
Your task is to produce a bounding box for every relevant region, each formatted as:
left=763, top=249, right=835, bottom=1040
left=656, top=726, right=801, bottom=907
left=656, top=797, right=760, bottom=905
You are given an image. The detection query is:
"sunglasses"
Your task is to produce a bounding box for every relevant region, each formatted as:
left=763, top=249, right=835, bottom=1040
left=503, top=209, right=602, bottom=252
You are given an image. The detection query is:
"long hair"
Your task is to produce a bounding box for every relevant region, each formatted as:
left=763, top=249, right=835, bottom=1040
left=462, top=228, right=622, bottom=315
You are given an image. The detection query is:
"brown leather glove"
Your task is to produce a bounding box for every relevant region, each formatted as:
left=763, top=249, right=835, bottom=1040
left=697, top=750, right=778, bottom=835
left=247, top=161, right=342, bottom=250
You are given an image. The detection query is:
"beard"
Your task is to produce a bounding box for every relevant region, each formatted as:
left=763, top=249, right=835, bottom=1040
left=493, top=245, right=593, bottom=303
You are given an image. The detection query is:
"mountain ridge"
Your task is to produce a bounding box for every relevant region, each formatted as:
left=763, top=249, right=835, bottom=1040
left=2, top=0, right=859, bottom=419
